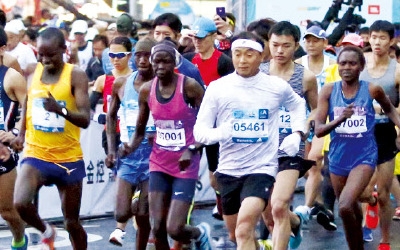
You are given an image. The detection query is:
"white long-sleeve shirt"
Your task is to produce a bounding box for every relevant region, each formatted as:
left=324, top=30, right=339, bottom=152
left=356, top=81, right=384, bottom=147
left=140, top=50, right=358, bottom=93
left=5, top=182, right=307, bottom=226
left=194, top=71, right=306, bottom=177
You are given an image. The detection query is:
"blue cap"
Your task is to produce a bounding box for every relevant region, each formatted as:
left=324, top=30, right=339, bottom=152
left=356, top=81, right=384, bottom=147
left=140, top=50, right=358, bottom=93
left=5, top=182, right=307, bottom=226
left=304, top=25, right=327, bottom=39
left=191, top=17, right=217, bottom=38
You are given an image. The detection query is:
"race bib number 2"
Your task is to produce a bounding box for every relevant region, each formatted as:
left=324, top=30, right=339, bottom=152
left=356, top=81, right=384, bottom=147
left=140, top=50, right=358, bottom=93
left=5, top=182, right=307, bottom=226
left=32, top=99, right=66, bottom=132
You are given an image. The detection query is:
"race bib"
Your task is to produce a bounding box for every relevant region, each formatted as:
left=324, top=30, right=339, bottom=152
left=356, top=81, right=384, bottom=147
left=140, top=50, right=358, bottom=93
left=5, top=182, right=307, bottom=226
left=155, top=120, right=186, bottom=149
left=125, top=106, right=156, bottom=134
left=232, top=108, right=269, bottom=143
left=334, top=115, right=367, bottom=134
left=32, top=99, right=66, bottom=132
left=278, top=106, right=291, bottom=134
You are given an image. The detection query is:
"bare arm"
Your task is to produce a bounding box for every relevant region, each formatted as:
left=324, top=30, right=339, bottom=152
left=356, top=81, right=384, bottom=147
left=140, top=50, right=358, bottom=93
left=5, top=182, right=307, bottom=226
left=303, top=69, right=318, bottom=111
left=3, top=54, right=23, bottom=76
left=106, top=77, right=125, bottom=156
left=0, top=68, right=27, bottom=144
left=395, top=63, right=400, bottom=114
left=42, top=66, right=90, bottom=128
left=314, top=83, right=353, bottom=137
left=371, top=83, right=400, bottom=128
left=184, top=77, right=205, bottom=109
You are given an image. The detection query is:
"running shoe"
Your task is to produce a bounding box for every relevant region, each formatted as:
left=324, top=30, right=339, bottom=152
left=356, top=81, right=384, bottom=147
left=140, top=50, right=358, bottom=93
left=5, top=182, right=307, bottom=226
left=293, top=205, right=311, bottom=224
left=362, top=227, right=373, bottom=242
left=42, top=226, right=56, bottom=250
left=212, top=205, right=223, bottom=221
left=109, top=228, right=126, bottom=246
left=365, top=192, right=379, bottom=229
left=316, top=209, right=337, bottom=231
left=195, top=222, right=213, bottom=250
left=392, top=207, right=400, bottom=220
left=214, top=237, right=236, bottom=248
left=11, top=234, right=28, bottom=250
left=257, top=239, right=273, bottom=250
left=378, top=243, right=391, bottom=250
left=289, top=210, right=305, bottom=249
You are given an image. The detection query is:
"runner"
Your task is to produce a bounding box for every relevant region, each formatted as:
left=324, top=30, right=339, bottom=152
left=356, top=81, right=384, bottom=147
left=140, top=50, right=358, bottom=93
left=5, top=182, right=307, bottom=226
left=12, top=27, right=90, bottom=250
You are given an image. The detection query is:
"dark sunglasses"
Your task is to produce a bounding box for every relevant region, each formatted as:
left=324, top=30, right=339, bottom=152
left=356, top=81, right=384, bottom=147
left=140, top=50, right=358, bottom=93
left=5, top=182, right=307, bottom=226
left=108, top=52, right=131, bottom=59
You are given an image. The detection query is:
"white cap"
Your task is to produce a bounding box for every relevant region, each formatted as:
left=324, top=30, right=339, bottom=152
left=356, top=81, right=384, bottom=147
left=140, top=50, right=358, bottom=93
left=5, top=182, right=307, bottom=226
left=85, top=27, right=99, bottom=41
left=69, top=20, right=88, bottom=40
left=70, top=20, right=88, bottom=34
left=4, top=19, right=27, bottom=34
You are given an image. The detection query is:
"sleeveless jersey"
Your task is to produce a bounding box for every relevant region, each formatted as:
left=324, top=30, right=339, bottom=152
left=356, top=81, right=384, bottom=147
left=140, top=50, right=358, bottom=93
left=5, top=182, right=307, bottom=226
left=0, top=66, right=19, bottom=131
left=148, top=74, right=200, bottom=179
left=119, top=71, right=156, bottom=143
left=25, top=63, right=83, bottom=162
left=301, top=55, right=330, bottom=93
left=191, top=49, right=223, bottom=86
left=260, top=62, right=306, bottom=158
left=103, top=74, right=120, bottom=132
left=328, top=81, right=377, bottom=169
left=360, top=58, right=398, bottom=124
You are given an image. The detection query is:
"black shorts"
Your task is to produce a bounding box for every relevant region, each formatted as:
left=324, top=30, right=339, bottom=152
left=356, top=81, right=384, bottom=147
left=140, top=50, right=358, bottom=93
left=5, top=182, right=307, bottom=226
left=214, top=172, right=275, bottom=215
left=205, top=143, right=219, bottom=172
left=278, top=156, right=315, bottom=178
left=375, top=123, right=398, bottom=164
left=0, top=153, right=18, bottom=175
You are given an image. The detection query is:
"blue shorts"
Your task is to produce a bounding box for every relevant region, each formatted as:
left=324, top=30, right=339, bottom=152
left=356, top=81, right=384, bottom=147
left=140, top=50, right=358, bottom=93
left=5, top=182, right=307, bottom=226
left=117, top=143, right=151, bottom=185
left=22, top=157, right=86, bottom=186
left=329, top=160, right=376, bottom=176
left=149, top=171, right=197, bottom=203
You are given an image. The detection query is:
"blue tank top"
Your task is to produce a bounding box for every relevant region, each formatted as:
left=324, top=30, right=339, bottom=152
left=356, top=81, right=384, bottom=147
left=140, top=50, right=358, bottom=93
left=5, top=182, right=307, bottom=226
left=260, top=62, right=306, bottom=158
left=328, top=80, right=377, bottom=169
left=120, top=71, right=156, bottom=142
left=0, top=65, right=19, bottom=131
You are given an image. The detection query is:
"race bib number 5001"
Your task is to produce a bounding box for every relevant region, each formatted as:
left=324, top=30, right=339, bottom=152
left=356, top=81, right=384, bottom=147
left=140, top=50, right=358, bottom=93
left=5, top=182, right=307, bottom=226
left=232, top=108, right=269, bottom=143
left=32, top=99, right=66, bottom=132
left=155, top=120, right=186, bottom=149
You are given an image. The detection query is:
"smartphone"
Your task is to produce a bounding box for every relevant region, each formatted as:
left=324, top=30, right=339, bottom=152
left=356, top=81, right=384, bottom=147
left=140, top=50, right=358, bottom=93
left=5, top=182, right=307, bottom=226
left=216, top=7, right=226, bottom=18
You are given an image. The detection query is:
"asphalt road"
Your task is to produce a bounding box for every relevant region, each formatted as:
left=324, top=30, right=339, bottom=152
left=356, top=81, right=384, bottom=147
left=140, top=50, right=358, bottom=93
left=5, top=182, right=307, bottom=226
left=1, top=192, right=400, bottom=250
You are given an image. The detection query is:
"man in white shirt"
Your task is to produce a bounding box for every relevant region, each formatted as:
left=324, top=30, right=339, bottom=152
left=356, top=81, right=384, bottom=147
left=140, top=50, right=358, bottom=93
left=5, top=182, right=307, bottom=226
left=5, top=19, right=37, bottom=81
left=194, top=31, right=306, bottom=250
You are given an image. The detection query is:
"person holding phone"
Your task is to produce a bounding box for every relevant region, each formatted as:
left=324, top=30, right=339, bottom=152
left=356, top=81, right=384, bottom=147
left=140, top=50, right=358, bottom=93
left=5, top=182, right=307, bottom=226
left=213, top=8, right=236, bottom=57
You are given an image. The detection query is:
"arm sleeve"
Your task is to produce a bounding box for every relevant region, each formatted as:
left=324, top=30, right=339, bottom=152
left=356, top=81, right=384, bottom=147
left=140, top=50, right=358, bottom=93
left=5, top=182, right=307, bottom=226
left=193, top=84, right=222, bottom=145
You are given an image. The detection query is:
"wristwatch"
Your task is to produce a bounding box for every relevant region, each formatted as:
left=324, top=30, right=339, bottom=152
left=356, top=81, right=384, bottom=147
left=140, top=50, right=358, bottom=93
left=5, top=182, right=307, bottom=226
left=225, top=30, right=233, bottom=39
left=11, top=128, right=19, bottom=136
left=61, top=107, right=68, bottom=116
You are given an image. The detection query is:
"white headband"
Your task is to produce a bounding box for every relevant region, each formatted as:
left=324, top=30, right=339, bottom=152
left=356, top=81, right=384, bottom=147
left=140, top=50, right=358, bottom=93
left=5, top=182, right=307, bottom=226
left=231, top=39, right=263, bottom=53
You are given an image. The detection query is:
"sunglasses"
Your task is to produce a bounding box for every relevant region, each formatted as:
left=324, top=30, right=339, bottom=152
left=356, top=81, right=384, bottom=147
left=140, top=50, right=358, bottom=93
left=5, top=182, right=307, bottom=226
left=108, top=52, right=131, bottom=59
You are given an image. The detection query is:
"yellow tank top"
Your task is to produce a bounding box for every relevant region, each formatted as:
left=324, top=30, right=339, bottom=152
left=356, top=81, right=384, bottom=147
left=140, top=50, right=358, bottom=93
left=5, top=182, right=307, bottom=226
left=25, top=63, right=83, bottom=162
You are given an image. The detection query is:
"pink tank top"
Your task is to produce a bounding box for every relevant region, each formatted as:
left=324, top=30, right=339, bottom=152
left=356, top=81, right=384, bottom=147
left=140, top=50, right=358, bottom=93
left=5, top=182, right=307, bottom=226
left=148, top=73, right=200, bottom=179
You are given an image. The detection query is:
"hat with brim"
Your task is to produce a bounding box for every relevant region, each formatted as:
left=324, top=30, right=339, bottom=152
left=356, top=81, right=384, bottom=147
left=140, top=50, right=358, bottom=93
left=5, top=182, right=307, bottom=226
left=191, top=17, right=217, bottom=38
left=304, top=25, right=327, bottom=39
